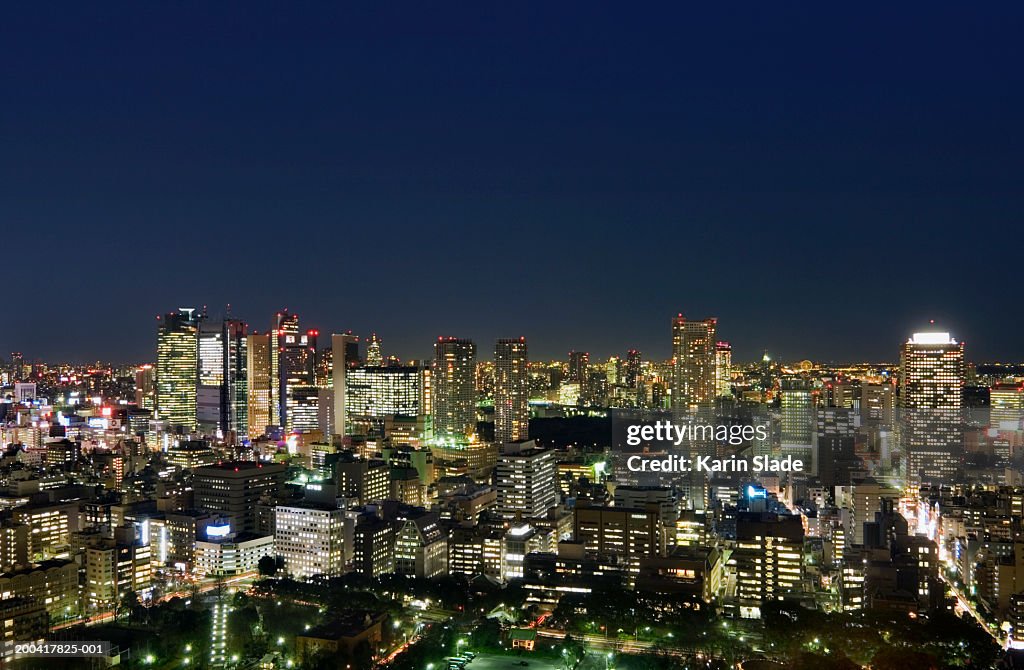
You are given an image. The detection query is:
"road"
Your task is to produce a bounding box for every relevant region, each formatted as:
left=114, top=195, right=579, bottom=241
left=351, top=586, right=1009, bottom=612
left=939, top=571, right=1005, bottom=647
left=51, top=570, right=259, bottom=631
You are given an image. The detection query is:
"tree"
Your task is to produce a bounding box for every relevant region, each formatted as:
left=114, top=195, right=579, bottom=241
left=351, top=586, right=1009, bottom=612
left=870, top=648, right=940, bottom=670
left=259, top=555, right=279, bottom=576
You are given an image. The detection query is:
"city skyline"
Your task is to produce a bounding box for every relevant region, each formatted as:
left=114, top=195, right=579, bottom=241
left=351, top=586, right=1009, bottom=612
left=0, top=306, right=1005, bottom=367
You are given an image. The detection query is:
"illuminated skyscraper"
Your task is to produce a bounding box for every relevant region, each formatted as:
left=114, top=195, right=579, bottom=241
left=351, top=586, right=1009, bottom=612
left=671, top=314, right=717, bottom=414
left=899, top=331, right=964, bottom=486
left=991, top=382, right=1024, bottom=431
left=134, top=364, right=155, bottom=410
left=246, top=332, right=274, bottom=438
left=330, top=332, right=361, bottom=437
left=715, top=341, right=732, bottom=397
left=366, top=333, right=383, bottom=367
left=780, top=377, right=815, bottom=473
left=156, top=308, right=200, bottom=431
left=433, top=338, right=477, bottom=439
left=625, top=349, right=642, bottom=388
left=567, top=351, right=589, bottom=405
left=275, top=311, right=318, bottom=432
left=345, top=365, right=429, bottom=435
left=494, top=338, right=529, bottom=445
left=196, top=319, right=247, bottom=437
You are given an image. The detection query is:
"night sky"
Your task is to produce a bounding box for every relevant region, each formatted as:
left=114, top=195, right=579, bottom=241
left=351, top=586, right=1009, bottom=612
left=3, top=3, right=1023, bottom=364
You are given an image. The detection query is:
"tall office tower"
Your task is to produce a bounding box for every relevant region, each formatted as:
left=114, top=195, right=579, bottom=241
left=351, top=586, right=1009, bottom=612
left=247, top=332, right=274, bottom=438
left=715, top=341, right=732, bottom=397
left=274, top=502, right=345, bottom=579
left=671, top=314, right=717, bottom=415
left=495, top=442, right=557, bottom=519
left=134, top=364, right=156, bottom=410
left=780, top=378, right=815, bottom=473
left=733, top=512, right=804, bottom=619
left=625, top=349, right=642, bottom=388
left=275, top=311, right=319, bottom=432
left=192, top=461, right=288, bottom=533
left=197, top=323, right=223, bottom=434
left=223, top=320, right=248, bottom=438
left=8, top=352, right=24, bottom=383
left=991, top=382, right=1024, bottom=431
left=605, top=357, right=620, bottom=386
left=157, top=308, right=200, bottom=431
left=899, top=331, right=964, bottom=486
left=494, top=338, right=529, bottom=445
left=567, top=351, right=590, bottom=405
left=345, top=365, right=429, bottom=435
left=196, top=319, right=248, bottom=437
left=330, top=332, right=361, bottom=438
left=366, top=333, right=383, bottom=367
left=433, top=337, right=477, bottom=439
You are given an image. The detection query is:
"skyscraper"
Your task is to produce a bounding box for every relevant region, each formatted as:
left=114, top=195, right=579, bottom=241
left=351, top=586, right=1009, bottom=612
left=156, top=308, right=200, bottom=431
left=433, top=337, right=477, bottom=439
left=134, top=364, right=155, bottom=410
left=671, top=314, right=717, bottom=415
left=567, top=351, right=590, bottom=405
left=494, top=338, right=529, bottom=445
left=345, top=365, right=429, bottom=435
left=366, top=333, right=383, bottom=367
left=780, top=377, right=815, bottom=473
left=330, top=332, right=361, bottom=438
left=246, top=332, right=274, bottom=438
left=197, top=319, right=248, bottom=438
left=899, top=331, right=964, bottom=486
left=625, top=349, right=642, bottom=389
left=275, top=311, right=318, bottom=432
left=715, top=341, right=732, bottom=398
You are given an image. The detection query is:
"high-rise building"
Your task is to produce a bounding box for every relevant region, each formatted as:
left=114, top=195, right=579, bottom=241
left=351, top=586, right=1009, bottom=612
left=198, top=319, right=248, bottom=437
left=494, top=338, right=529, bottom=445
left=247, top=332, right=275, bottom=438
left=330, top=332, right=361, bottom=438
left=192, top=461, right=288, bottom=533
left=366, top=333, right=383, bottom=367
left=991, top=382, right=1024, bottom=431
left=625, top=349, right=642, bottom=389
left=134, top=364, right=156, bottom=410
left=495, top=442, right=557, bottom=519
left=671, top=314, right=717, bottom=414
left=780, top=377, right=815, bottom=473
left=567, top=351, right=589, bottom=405
left=275, top=312, right=319, bottom=432
left=345, top=365, right=429, bottom=435
left=715, top=341, right=732, bottom=398
left=157, top=308, right=200, bottom=431
left=433, top=338, right=477, bottom=439
left=899, top=331, right=964, bottom=486
left=733, top=512, right=804, bottom=619
left=274, top=503, right=345, bottom=579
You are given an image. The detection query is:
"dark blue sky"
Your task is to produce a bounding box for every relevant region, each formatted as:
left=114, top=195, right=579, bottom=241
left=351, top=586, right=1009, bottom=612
left=3, top=3, right=1023, bottom=364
